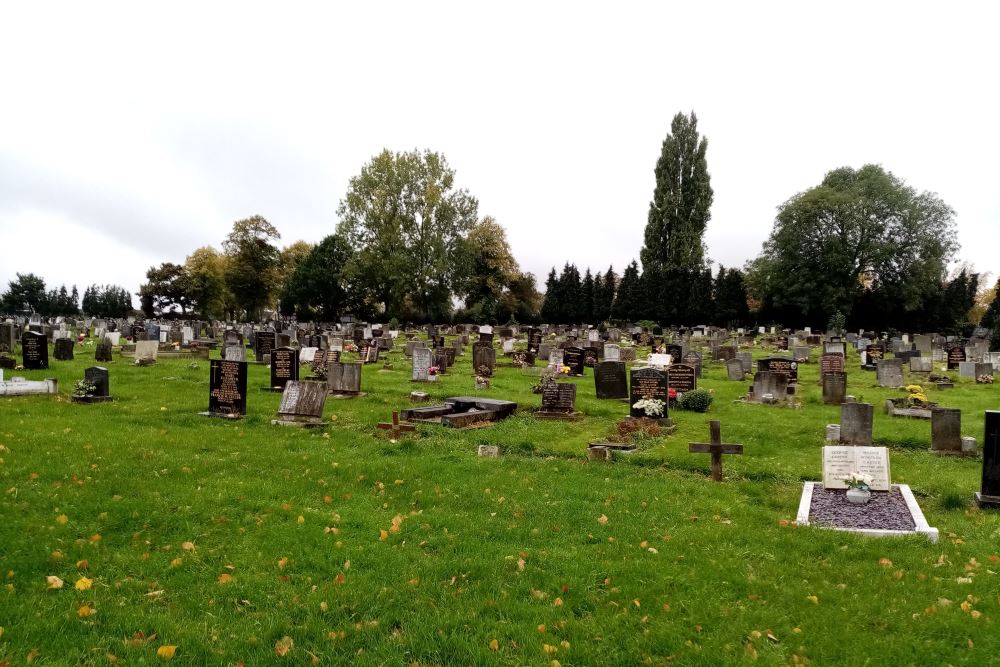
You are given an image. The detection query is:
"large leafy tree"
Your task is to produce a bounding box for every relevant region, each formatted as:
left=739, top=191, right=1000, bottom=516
left=1, top=273, right=47, bottom=313
left=498, top=272, right=542, bottom=324
left=279, top=234, right=357, bottom=321
left=749, top=164, right=957, bottom=328
left=337, top=149, right=478, bottom=322
left=184, top=247, right=229, bottom=319
left=459, top=217, right=519, bottom=323
left=139, top=262, right=192, bottom=316
left=223, top=215, right=282, bottom=321
left=981, top=277, right=1000, bottom=329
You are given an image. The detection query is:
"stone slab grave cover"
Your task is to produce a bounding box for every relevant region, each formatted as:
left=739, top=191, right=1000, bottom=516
left=53, top=337, right=74, bottom=361
left=725, top=358, right=745, bottom=381
left=21, top=331, right=48, bottom=370
left=535, top=382, right=581, bottom=419
left=327, top=361, right=363, bottom=397
left=272, top=380, right=327, bottom=427
left=976, top=411, right=1000, bottom=508
left=822, top=371, right=847, bottom=405
left=594, top=361, right=628, bottom=400
left=0, top=373, right=58, bottom=396
left=629, top=366, right=671, bottom=422
left=840, top=402, right=874, bottom=445
left=401, top=396, right=517, bottom=428
left=202, top=359, right=248, bottom=418
left=73, top=366, right=112, bottom=403
left=563, top=347, right=586, bottom=376
left=876, top=359, right=904, bottom=388
left=668, top=363, right=697, bottom=392
left=267, top=347, right=299, bottom=391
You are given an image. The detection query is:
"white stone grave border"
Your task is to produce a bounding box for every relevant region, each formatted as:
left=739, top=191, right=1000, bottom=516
left=796, top=482, right=938, bottom=543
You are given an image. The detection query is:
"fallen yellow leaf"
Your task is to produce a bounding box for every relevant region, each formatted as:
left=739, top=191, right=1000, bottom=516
left=55, top=514, right=68, bottom=525
left=77, top=604, right=96, bottom=618
left=181, top=541, right=195, bottom=551
left=278, top=557, right=288, bottom=570
left=806, top=595, right=818, bottom=604
left=75, top=577, right=93, bottom=591
left=379, top=529, right=389, bottom=541
left=46, top=575, right=64, bottom=590
left=274, top=635, right=294, bottom=657
left=156, top=645, right=177, bottom=660
left=597, top=514, right=609, bottom=525
left=297, top=515, right=305, bottom=524
left=217, top=573, right=233, bottom=584
left=489, top=639, right=499, bottom=651
left=170, top=558, right=183, bottom=568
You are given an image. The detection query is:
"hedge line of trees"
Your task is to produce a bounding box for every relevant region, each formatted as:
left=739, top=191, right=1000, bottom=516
left=0, top=274, right=133, bottom=318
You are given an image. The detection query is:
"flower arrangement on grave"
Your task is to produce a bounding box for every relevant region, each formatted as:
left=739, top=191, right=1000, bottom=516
left=475, top=366, right=491, bottom=388
left=427, top=366, right=439, bottom=376
left=531, top=368, right=559, bottom=394
left=977, top=374, right=994, bottom=384
left=72, top=379, right=97, bottom=399
left=902, top=384, right=931, bottom=407
left=559, top=365, right=570, bottom=375
left=632, top=398, right=665, bottom=418
left=844, top=471, right=873, bottom=491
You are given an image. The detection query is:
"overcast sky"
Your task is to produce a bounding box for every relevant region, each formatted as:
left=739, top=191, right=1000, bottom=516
left=1, top=2, right=997, bottom=305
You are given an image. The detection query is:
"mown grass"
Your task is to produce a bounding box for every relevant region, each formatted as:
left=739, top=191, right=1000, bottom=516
left=0, top=339, right=998, bottom=665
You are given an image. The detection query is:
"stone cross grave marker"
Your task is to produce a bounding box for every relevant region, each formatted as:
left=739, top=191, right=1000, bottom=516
left=688, top=421, right=744, bottom=482
left=377, top=411, right=416, bottom=441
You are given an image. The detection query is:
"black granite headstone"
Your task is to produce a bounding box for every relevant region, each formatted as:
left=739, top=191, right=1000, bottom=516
left=84, top=366, right=110, bottom=398
left=629, top=367, right=668, bottom=418
left=270, top=347, right=299, bottom=389
left=541, top=382, right=576, bottom=413
left=594, top=361, right=628, bottom=400
left=21, top=332, right=48, bottom=370
left=207, top=359, right=248, bottom=416
left=564, top=346, right=585, bottom=376
left=667, top=363, right=697, bottom=392
left=977, top=411, right=1000, bottom=507
left=54, top=338, right=75, bottom=361
left=255, top=331, right=276, bottom=363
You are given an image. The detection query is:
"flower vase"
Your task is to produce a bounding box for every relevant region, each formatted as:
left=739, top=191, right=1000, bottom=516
left=846, top=487, right=871, bottom=504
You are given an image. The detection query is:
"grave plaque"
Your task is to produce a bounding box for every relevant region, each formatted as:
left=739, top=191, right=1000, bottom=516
left=207, top=359, right=248, bottom=416
left=947, top=346, right=966, bottom=370
left=541, top=382, right=576, bottom=413
left=594, top=361, right=628, bottom=400
left=275, top=380, right=327, bottom=425
left=756, top=357, right=797, bottom=383
left=629, top=367, right=668, bottom=418
left=822, top=446, right=891, bottom=491
left=563, top=346, right=585, bottom=376
left=269, top=347, right=299, bottom=390
left=668, top=363, right=697, bottom=392
left=820, top=353, right=845, bottom=378
left=822, top=371, right=847, bottom=405
left=21, top=332, right=48, bottom=370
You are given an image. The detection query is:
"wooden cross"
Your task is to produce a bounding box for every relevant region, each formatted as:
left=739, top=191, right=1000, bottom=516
left=688, top=420, right=743, bottom=482
left=376, top=411, right=416, bottom=441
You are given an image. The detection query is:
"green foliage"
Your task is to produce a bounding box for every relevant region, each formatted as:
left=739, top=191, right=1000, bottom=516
left=138, top=262, right=191, bottom=316
left=337, top=149, right=478, bottom=322
left=81, top=284, right=133, bottom=318
left=460, top=217, right=538, bottom=324
left=827, top=309, right=846, bottom=335
left=611, top=260, right=641, bottom=322
left=641, top=111, right=713, bottom=274
left=750, top=164, right=957, bottom=329
left=678, top=388, right=714, bottom=412
left=713, top=266, right=750, bottom=327
left=278, top=234, right=355, bottom=321
left=183, top=247, right=228, bottom=319
left=982, top=277, right=1000, bottom=328
left=223, top=215, right=281, bottom=321
left=0, top=272, right=47, bottom=313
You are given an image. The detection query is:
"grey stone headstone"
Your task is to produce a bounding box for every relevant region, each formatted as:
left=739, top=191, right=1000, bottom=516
left=412, top=347, right=432, bottom=382
left=840, top=402, right=873, bottom=445
left=822, top=371, right=847, bottom=405
left=224, top=345, right=246, bottom=362
left=876, top=359, right=904, bottom=388
left=931, top=407, right=963, bottom=454
left=541, top=382, right=576, bottom=413
left=751, top=370, right=787, bottom=402
left=328, top=362, right=362, bottom=394
left=959, top=361, right=977, bottom=378
left=277, top=380, right=327, bottom=420
left=726, top=358, right=745, bottom=380
left=910, top=357, right=932, bottom=373
left=603, top=344, right=620, bottom=362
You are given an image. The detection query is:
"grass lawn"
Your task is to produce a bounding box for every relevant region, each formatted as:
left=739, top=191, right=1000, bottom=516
left=1, top=337, right=998, bottom=666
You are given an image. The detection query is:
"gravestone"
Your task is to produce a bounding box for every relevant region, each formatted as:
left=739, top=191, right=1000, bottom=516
left=736, top=351, right=753, bottom=374
left=756, top=357, right=797, bottom=383
left=604, top=344, right=620, bottom=362
left=21, top=332, right=48, bottom=370
left=328, top=362, right=362, bottom=396
left=668, top=363, right=697, bottom=392
left=205, top=359, right=248, bottom=417
left=629, top=367, right=669, bottom=419
left=822, top=445, right=891, bottom=491
left=975, top=411, right=1000, bottom=508
left=511, top=350, right=535, bottom=367
left=665, top=344, right=684, bottom=362
left=726, top=358, right=745, bottom=381
left=538, top=382, right=578, bottom=416
left=83, top=366, right=110, bottom=400
left=412, top=347, right=432, bottom=382
left=820, top=353, right=845, bottom=380
left=54, top=338, right=74, bottom=361
left=583, top=346, right=600, bottom=368
left=548, top=349, right=564, bottom=367
left=840, top=402, right=874, bottom=446
left=793, top=346, right=811, bottom=361
left=135, top=340, right=159, bottom=364
left=749, top=371, right=787, bottom=402
left=822, top=371, right=847, bottom=405
left=269, top=347, right=299, bottom=390
left=619, top=347, right=637, bottom=363
left=930, top=408, right=964, bottom=455
left=95, top=338, right=113, bottom=362
left=224, top=345, right=246, bottom=362
left=255, top=331, right=276, bottom=363
left=947, top=346, right=965, bottom=370
left=527, top=330, right=542, bottom=354
left=683, top=351, right=703, bottom=378
left=594, top=361, right=628, bottom=400
left=876, top=359, right=904, bottom=388
left=648, top=353, right=671, bottom=368
left=910, top=357, right=932, bottom=373
left=272, top=380, right=328, bottom=427
left=864, top=343, right=885, bottom=368
left=563, top=347, right=585, bottom=376
left=472, top=342, right=496, bottom=375
left=688, top=421, right=743, bottom=482
left=974, top=362, right=994, bottom=381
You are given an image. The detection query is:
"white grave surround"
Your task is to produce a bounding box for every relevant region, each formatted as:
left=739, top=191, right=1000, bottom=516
left=796, top=482, right=938, bottom=543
